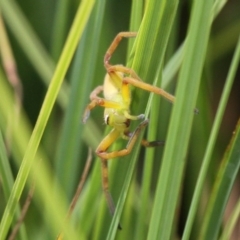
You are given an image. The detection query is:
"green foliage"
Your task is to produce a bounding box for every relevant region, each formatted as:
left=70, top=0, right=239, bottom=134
left=0, top=0, right=240, bottom=239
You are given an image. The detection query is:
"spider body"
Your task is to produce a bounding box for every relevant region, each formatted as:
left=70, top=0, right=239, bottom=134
left=103, top=73, right=130, bottom=131
left=83, top=32, right=175, bottom=217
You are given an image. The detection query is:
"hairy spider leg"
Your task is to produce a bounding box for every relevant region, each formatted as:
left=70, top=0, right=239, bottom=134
left=122, top=76, right=198, bottom=113
left=124, top=131, right=165, bottom=147
left=104, top=32, right=137, bottom=67
left=96, top=119, right=149, bottom=159
left=96, top=120, right=149, bottom=216
left=82, top=85, right=124, bottom=123
left=107, top=65, right=141, bottom=81
left=97, top=128, right=120, bottom=216
left=123, top=76, right=175, bottom=103
left=103, top=31, right=175, bottom=104
left=104, top=32, right=141, bottom=81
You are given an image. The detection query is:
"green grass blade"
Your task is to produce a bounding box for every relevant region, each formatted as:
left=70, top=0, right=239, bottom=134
left=183, top=34, right=240, bottom=240
left=0, top=131, right=14, bottom=199
left=148, top=0, right=214, bottom=239
left=54, top=0, right=106, bottom=198
left=195, top=35, right=240, bottom=239
left=220, top=188, right=240, bottom=240
left=127, top=0, right=143, bottom=56
left=162, top=0, right=228, bottom=90
left=0, top=131, right=28, bottom=240
left=0, top=0, right=94, bottom=238
left=50, top=0, right=71, bottom=61
left=106, top=0, right=179, bottom=239
left=200, top=118, right=240, bottom=239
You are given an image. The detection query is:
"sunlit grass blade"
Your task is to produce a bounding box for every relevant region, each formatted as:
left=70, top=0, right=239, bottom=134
left=148, top=0, right=214, bottom=239
left=50, top=0, right=71, bottom=61
left=54, top=0, right=106, bottom=198
left=0, top=0, right=95, bottom=239
left=0, top=65, right=84, bottom=239
left=127, top=0, right=143, bottom=56
left=0, top=0, right=100, bottom=152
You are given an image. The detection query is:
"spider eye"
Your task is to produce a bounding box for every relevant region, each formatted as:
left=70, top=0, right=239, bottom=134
left=104, top=115, right=110, bottom=125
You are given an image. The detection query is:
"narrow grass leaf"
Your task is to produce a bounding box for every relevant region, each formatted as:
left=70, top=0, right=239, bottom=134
left=200, top=118, right=240, bottom=239
left=183, top=34, right=240, bottom=240
left=220, top=190, right=240, bottom=240
left=55, top=0, right=106, bottom=198
left=107, top=0, right=179, bottom=239
left=0, top=1, right=94, bottom=238
left=148, top=0, right=214, bottom=239
left=197, top=35, right=240, bottom=239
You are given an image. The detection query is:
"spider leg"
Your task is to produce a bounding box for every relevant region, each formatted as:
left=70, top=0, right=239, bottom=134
left=106, top=66, right=175, bottom=103
left=96, top=121, right=149, bottom=218
left=83, top=98, right=122, bottom=123
left=96, top=119, right=149, bottom=160
left=123, top=76, right=175, bottom=103
left=96, top=129, right=120, bottom=217
left=89, top=85, right=103, bottom=100
left=104, top=32, right=137, bottom=68
left=124, top=131, right=165, bottom=147
left=122, top=76, right=198, bottom=113
left=108, top=65, right=141, bottom=80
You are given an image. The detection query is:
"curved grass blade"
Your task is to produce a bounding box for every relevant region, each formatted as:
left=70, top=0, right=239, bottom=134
left=106, top=0, right=179, bottom=239
left=148, top=0, right=214, bottom=239
left=0, top=131, right=27, bottom=240
left=183, top=34, right=240, bottom=240
left=0, top=1, right=95, bottom=239
left=54, top=0, right=106, bottom=198
left=196, top=35, right=240, bottom=239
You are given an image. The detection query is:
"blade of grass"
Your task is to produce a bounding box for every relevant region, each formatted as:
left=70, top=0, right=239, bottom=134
left=127, top=0, right=143, bottom=56
left=0, top=130, right=14, bottom=198
left=220, top=190, right=240, bottom=240
left=183, top=34, right=240, bottom=240
left=0, top=66, right=78, bottom=239
left=106, top=0, right=179, bottom=238
left=0, top=0, right=100, bottom=153
left=195, top=35, right=240, bottom=239
left=162, top=0, right=228, bottom=90
left=55, top=0, right=106, bottom=198
left=199, top=118, right=240, bottom=239
left=50, top=0, right=71, bottom=61
left=0, top=131, right=27, bottom=240
left=148, top=0, right=214, bottom=239
left=0, top=0, right=95, bottom=238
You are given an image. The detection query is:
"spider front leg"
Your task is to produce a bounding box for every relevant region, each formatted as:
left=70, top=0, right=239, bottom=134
left=122, top=76, right=199, bottom=113
left=123, top=76, right=175, bottom=103
left=82, top=85, right=123, bottom=123
left=104, top=32, right=137, bottom=68
left=104, top=32, right=141, bottom=81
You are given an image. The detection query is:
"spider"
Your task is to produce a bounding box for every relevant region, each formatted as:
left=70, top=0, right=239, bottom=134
left=83, top=32, right=175, bottom=218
